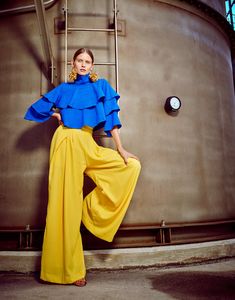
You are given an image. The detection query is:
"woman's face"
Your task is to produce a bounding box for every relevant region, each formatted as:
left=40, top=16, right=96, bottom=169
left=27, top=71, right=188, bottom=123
left=73, top=52, right=94, bottom=76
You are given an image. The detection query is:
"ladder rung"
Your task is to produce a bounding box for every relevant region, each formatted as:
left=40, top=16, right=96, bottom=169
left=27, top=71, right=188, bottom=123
left=67, top=62, right=116, bottom=66
left=67, top=27, right=115, bottom=32
left=95, top=62, right=116, bottom=66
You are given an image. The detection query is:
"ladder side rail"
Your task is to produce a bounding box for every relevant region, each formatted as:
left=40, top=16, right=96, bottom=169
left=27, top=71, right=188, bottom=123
left=113, top=0, right=119, bottom=92
left=64, top=0, right=68, bottom=82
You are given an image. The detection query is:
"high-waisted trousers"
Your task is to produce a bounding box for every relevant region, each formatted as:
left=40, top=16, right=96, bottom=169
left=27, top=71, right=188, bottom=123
left=40, top=125, right=141, bottom=284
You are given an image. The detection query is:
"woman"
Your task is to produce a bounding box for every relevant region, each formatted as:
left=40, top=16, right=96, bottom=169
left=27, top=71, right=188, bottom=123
left=24, top=48, right=141, bottom=287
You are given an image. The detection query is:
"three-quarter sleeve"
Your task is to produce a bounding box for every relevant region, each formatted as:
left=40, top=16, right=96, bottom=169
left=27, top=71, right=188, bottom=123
left=24, top=97, right=54, bottom=122
left=101, top=79, right=122, bottom=136
left=24, top=84, right=63, bottom=123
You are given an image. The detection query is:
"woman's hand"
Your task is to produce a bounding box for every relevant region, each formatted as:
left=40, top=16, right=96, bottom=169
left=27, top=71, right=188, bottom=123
left=52, top=112, right=63, bottom=125
left=110, top=127, right=140, bottom=164
left=117, top=146, right=139, bottom=165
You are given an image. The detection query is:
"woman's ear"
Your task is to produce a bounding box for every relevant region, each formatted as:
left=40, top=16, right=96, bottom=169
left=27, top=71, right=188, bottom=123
left=71, top=60, right=74, bottom=68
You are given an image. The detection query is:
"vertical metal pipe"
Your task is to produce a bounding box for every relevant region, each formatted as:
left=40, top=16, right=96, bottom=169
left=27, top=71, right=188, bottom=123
left=34, top=0, right=53, bottom=82
left=113, top=0, right=119, bottom=92
left=0, top=0, right=58, bottom=16
left=64, top=0, right=68, bottom=82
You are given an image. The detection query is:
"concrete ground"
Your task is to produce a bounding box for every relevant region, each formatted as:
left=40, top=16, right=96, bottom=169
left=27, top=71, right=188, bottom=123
left=0, top=258, right=235, bottom=300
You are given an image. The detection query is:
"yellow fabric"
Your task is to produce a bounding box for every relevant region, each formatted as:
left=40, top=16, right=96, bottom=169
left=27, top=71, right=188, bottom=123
left=40, top=125, right=141, bottom=284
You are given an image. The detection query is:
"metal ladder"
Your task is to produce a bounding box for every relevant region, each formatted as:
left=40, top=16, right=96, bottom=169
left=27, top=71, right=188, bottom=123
left=63, top=0, right=119, bottom=92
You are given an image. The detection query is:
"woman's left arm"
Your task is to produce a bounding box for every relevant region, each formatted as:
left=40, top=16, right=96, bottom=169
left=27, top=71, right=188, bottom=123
left=111, top=126, right=140, bottom=164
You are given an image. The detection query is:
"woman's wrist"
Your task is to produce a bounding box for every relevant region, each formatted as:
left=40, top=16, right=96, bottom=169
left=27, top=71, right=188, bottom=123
left=117, top=145, right=124, bottom=152
left=110, top=127, right=123, bottom=151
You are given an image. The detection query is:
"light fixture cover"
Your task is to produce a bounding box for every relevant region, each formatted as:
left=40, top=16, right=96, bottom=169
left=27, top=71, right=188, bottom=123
left=164, top=96, right=181, bottom=114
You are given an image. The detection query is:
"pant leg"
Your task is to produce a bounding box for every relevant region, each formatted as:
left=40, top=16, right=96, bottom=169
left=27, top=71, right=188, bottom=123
left=82, top=142, right=141, bottom=242
left=40, top=126, right=87, bottom=284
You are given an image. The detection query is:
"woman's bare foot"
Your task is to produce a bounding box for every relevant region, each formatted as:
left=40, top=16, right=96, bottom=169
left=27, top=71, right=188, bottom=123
left=73, top=278, right=87, bottom=287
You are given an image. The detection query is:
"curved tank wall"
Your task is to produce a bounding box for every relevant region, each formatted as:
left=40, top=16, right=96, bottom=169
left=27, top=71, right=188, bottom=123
left=0, top=0, right=235, bottom=233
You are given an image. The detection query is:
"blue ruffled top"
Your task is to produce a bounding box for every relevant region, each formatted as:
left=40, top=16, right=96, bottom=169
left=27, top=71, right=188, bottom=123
left=24, top=74, right=121, bottom=136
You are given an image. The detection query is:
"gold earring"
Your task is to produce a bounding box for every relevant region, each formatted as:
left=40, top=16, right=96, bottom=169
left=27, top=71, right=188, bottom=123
left=69, top=68, right=77, bottom=81
left=89, top=71, right=98, bottom=82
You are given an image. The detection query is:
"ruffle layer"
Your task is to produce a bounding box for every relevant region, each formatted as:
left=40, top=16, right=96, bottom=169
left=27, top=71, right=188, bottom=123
left=61, top=104, right=105, bottom=129
left=61, top=100, right=121, bottom=136
left=104, top=111, right=122, bottom=136
left=103, top=98, right=120, bottom=116
left=43, top=78, right=119, bottom=110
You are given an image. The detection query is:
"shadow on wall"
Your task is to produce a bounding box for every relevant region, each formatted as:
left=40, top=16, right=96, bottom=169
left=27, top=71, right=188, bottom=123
left=1, top=11, right=49, bottom=81
left=16, top=120, right=56, bottom=152
left=15, top=120, right=57, bottom=227
left=149, top=270, right=235, bottom=299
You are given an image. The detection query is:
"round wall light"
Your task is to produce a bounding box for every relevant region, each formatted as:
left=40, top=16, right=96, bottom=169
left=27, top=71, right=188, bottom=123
left=164, top=96, right=181, bottom=115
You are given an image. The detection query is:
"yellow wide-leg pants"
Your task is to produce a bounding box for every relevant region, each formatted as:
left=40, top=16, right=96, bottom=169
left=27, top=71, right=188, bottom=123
left=40, top=125, right=141, bottom=284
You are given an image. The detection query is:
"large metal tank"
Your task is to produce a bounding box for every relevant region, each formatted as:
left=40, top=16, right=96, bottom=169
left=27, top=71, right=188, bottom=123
left=0, top=0, right=235, bottom=249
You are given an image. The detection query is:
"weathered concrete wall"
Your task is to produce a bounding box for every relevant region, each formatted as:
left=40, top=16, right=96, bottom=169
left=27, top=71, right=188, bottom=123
left=0, top=0, right=234, bottom=229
